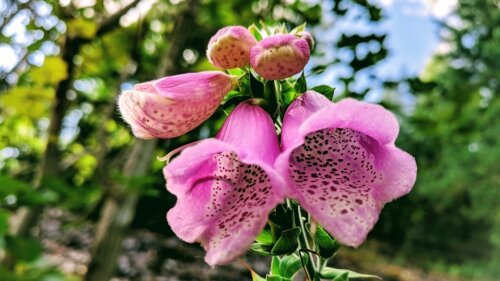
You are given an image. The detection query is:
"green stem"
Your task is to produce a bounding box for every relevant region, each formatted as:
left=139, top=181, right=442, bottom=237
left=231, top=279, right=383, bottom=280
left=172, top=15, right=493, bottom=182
left=296, top=204, right=318, bottom=280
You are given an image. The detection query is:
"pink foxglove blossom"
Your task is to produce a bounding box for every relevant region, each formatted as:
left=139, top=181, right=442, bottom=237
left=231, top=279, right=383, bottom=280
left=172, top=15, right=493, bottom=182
left=164, top=102, right=285, bottom=265
left=276, top=91, right=417, bottom=247
left=250, top=34, right=310, bottom=80
left=207, top=26, right=257, bottom=69
left=118, top=71, right=235, bottom=139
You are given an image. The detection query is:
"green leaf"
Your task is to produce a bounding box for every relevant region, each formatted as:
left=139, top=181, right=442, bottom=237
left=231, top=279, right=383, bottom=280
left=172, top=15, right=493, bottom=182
left=5, top=236, right=43, bottom=262
left=271, top=227, right=301, bottom=255
left=250, top=72, right=265, bottom=98
left=256, top=228, right=273, bottom=245
left=266, top=275, right=291, bottom=281
left=227, top=68, right=246, bottom=76
left=30, top=56, right=68, bottom=85
left=279, top=254, right=305, bottom=278
left=0, top=210, right=9, bottom=238
left=281, top=80, right=297, bottom=106
left=250, top=242, right=274, bottom=256
left=222, top=94, right=252, bottom=110
left=271, top=256, right=281, bottom=275
left=252, top=272, right=267, bottom=281
left=294, top=72, right=307, bottom=93
left=0, top=175, right=31, bottom=196
left=321, top=267, right=382, bottom=280
left=313, top=224, right=341, bottom=258
left=332, top=272, right=349, bottom=281
left=67, top=18, right=97, bottom=38
left=311, top=85, right=335, bottom=101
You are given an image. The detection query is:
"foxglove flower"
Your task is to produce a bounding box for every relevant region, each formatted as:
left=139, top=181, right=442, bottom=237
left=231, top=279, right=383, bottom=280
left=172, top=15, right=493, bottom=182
left=164, top=101, right=285, bottom=265
left=207, top=26, right=257, bottom=69
left=118, top=71, right=235, bottom=139
left=250, top=34, right=310, bottom=80
left=276, top=91, right=417, bottom=247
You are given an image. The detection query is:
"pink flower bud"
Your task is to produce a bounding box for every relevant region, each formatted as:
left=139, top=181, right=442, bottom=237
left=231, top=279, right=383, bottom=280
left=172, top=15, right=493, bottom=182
left=118, top=71, right=236, bottom=139
left=250, top=34, right=310, bottom=80
left=207, top=26, right=257, bottom=69
left=301, top=31, right=315, bottom=50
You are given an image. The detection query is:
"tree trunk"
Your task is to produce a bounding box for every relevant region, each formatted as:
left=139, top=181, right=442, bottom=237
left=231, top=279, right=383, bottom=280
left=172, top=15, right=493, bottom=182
left=8, top=1, right=142, bottom=238
left=84, top=139, right=157, bottom=281
left=84, top=2, right=196, bottom=280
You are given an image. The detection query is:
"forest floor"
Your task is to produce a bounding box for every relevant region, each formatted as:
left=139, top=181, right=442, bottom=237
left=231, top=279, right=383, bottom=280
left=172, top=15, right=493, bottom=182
left=37, top=208, right=482, bottom=281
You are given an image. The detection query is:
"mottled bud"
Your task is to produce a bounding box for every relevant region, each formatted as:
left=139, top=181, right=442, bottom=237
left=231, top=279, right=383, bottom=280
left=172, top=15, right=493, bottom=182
left=301, top=31, right=315, bottom=50
left=250, top=34, right=310, bottom=80
left=118, top=71, right=235, bottom=139
left=207, top=26, right=257, bottom=69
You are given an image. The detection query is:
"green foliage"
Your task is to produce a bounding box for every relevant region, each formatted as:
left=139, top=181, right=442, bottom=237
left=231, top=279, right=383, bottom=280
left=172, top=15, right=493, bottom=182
left=311, top=85, right=335, bottom=101
left=321, top=268, right=381, bottom=280
left=372, top=0, right=500, bottom=278
left=311, top=224, right=340, bottom=259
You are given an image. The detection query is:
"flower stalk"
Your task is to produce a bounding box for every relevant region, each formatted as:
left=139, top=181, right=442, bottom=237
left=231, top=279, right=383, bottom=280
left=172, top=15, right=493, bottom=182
left=117, top=22, right=417, bottom=281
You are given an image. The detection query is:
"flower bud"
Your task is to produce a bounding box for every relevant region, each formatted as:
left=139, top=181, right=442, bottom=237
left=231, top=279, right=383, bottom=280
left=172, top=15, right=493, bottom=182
left=250, top=34, right=310, bottom=80
left=207, top=26, right=257, bottom=69
left=301, top=31, right=315, bottom=50
left=118, top=71, right=235, bottom=139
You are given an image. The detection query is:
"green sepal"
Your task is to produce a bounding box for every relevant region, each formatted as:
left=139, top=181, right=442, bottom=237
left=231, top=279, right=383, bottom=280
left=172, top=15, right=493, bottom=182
left=279, top=254, right=306, bottom=279
left=271, top=256, right=280, bottom=275
left=271, top=227, right=301, bottom=255
left=321, top=267, right=382, bottom=280
left=269, top=205, right=295, bottom=230
left=249, top=24, right=263, bottom=41
left=256, top=228, right=273, bottom=245
left=312, top=224, right=341, bottom=259
left=290, top=22, right=307, bottom=36
left=250, top=242, right=274, bottom=256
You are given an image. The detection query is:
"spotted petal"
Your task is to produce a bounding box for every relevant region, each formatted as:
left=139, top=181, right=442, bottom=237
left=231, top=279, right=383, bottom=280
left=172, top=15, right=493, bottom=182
left=276, top=95, right=417, bottom=247
left=118, top=71, right=235, bottom=139
left=165, top=102, right=285, bottom=265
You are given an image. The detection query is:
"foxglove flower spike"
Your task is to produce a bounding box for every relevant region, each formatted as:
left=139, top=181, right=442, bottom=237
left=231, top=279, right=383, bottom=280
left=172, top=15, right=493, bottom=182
left=276, top=92, right=417, bottom=247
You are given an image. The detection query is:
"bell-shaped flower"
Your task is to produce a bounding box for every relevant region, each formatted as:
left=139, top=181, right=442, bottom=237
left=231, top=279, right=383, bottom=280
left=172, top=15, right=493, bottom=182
left=207, top=26, right=257, bottom=69
left=164, top=101, right=285, bottom=266
left=275, top=91, right=417, bottom=247
left=250, top=34, right=310, bottom=80
left=118, top=71, right=236, bottom=139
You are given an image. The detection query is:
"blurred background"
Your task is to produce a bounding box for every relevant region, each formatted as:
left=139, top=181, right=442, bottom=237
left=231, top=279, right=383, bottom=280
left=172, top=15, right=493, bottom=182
left=0, top=0, right=498, bottom=280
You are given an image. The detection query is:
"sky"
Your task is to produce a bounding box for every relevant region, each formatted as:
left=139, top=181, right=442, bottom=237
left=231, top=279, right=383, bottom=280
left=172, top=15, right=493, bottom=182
left=304, top=0, right=457, bottom=103
left=0, top=0, right=456, bottom=81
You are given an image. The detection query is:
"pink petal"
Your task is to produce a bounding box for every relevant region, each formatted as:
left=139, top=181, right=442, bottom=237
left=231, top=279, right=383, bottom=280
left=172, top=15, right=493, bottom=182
left=276, top=97, right=417, bottom=247
left=164, top=103, right=284, bottom=265
left=153, top=71, right=235, bottom=101
left=301, top=98, right=400, bottom=146
left=281, top=91, right=331, bottom=151
left=207, top=26, right=257, bottom=69
left=216, top=102, right=280, bottom=165
left=118, top=71, right=235, bottom=139
left=250, top=34, right=310, bottom=80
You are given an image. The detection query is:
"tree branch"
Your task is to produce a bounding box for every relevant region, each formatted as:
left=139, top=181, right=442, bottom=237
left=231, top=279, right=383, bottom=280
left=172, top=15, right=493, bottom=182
left=96, top=0, right=142, bottom=37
